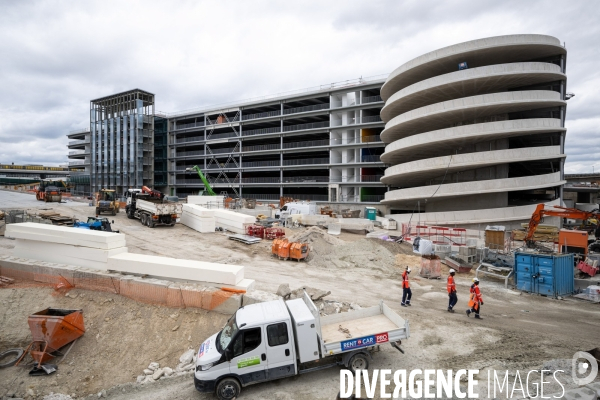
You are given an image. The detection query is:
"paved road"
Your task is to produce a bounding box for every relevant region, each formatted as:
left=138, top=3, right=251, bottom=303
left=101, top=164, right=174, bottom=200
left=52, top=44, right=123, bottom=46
left=0, top=189, right=90, bottom=209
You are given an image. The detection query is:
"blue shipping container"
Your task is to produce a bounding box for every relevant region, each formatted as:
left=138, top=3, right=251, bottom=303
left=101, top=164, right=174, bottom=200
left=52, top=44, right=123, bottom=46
left=514, top=252, right=574, bottom=297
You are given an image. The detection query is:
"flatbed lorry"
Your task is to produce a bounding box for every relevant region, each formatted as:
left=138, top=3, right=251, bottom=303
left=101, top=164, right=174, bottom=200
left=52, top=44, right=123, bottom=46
left=125, top=189, right=182, bottom=228
left=194, top=291, right=409, bottom=399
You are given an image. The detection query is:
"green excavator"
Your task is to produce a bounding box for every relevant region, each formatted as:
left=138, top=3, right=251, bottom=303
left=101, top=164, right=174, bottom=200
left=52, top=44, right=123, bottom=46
left=185, top=165, right=217, bottom=196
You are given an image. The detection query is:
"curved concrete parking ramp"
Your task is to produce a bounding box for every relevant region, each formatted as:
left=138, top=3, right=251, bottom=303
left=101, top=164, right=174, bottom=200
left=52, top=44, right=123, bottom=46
left=380, top=118, right=565, bottom=164
left=381, top=90, right=566, bottom=143
left=381, top=62, right=565, bottom=121
left=382, top=172, right=564, bottom=204
left=386, top=199, right=561, bottom=226
left=381, top=146, right=564, bottom=186
left=381, top=34, right=565, bottom=100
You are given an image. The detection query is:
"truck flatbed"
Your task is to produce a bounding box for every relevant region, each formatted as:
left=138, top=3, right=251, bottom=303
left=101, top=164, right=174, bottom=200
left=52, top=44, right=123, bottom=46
left=322, top=314, right=399, bottom=344
left=316, top=300, right=409, bottom=355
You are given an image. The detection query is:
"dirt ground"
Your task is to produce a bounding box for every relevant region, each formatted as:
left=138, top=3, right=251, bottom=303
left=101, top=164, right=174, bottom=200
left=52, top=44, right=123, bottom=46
left=1, top=192, right=599, bottom=399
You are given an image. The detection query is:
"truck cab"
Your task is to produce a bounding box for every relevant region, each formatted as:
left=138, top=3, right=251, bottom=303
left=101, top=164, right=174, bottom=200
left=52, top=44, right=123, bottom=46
left=194, top=300, right=296, bottom=397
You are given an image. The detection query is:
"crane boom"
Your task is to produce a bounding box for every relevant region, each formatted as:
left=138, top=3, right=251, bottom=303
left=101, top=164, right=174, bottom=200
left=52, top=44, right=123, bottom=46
left=525, top=203, right=600, bottom=246
left=185, top=166, right=217, bottom=196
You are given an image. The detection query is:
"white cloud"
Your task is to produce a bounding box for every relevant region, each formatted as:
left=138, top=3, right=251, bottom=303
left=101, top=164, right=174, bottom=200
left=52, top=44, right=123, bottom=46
left=0, top=0, right=598, bottom=170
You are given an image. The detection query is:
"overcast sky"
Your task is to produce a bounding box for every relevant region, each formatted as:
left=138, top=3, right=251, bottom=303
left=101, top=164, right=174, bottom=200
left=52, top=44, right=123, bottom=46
left=1, top=0, right=598, bottom=173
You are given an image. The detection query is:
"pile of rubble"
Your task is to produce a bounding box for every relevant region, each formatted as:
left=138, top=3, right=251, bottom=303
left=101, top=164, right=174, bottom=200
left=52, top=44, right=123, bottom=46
left=275, top=284, right=360, bottom=316
left=136, top=349, right=197, bottom=384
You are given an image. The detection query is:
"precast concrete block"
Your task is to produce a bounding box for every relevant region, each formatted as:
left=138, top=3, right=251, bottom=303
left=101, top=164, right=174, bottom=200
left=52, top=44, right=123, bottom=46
left=6, top=222, right=126, bottom=247
left=107, top=252, right=244, bottom=285
left=0, top=256, right=35, bottom=281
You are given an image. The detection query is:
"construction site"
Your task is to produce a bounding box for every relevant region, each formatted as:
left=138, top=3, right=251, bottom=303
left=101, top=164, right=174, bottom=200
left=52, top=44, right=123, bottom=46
left=1, top=33, right=600, bottom=400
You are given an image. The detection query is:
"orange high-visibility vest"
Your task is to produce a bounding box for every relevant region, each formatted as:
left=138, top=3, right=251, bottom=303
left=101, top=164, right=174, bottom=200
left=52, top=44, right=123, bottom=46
left=402, top=271, right=410, bottom=289
left=468, top=284, right=483, bottom=309
left=447, top=275, right=456, bottom=293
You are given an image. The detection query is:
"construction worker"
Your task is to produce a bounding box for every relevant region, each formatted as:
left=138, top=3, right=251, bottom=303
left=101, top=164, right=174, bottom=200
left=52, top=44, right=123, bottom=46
left=466, top=278, right=483, bottom=319
left=447, top=268, right=457, bottom=312
left=401, top=266, right=412, bottom=307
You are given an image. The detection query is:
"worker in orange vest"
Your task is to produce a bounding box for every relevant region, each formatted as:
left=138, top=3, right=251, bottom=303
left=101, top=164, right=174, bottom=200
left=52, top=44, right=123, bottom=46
left=466, top=278, right=483, bottom=319
left=401, top=266, right=412, bottom=307
left=447, top=268, right=457, bottom=312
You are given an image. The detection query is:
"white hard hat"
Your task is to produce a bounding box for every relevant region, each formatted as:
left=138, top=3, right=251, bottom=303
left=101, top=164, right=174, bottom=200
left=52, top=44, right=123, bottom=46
left=472, top=278, right=479, bottom=283
left=406, top=267, right=411, bottom=273
left=449, top=269, right=456, bottom=274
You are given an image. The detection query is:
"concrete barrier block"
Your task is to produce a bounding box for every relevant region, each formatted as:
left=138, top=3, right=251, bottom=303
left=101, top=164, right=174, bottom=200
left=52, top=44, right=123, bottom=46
left=242, top=290, right=280, bottom=306
left=108, top=253, right=244, bottom=285
left=0, top=257, right=35, bottom=281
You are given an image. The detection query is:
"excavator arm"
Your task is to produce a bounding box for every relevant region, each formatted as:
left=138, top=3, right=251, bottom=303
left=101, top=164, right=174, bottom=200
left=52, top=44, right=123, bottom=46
left=185, top=166, right=217, bottom=196
left=525, top=204, right=600, bottom=246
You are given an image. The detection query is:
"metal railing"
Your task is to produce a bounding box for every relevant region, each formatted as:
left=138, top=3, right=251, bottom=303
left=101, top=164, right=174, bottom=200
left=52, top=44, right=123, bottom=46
left=283, top=121, right=329, bottom=132
left=68, top=139, right=90, bottom=146
left=175, top=178, right=241, bottom=185
left=175, top=150, right=205, bottom=157
left=207, top=147, right=239, bottom=155
left=240, top=193, right=279, bottom=200
left=283, top=103, right=329, bottom=115
left=68, top=161, right=87, bottom=166
left=361, top=115, right=383, bottom=123
left=330, top=175, right=383, bottom=183
left=207, top=163, right=239, bottom=169
left=361, top=155, right=381, bottom=162
left=206, top=115, right=239, bottom=125
left=242, top=143, right=281, bottom=152
left=69, top=150, right=87, bottom=155
left=241, top=160, right=280, bottom=168
left=283, top=157, right=329, bottom=166
left=242, top=110, right=281, bottom=121
left=362, top=135, right=382, bottom=143
left=174, top=121, right=204, bottom=130
left=361, top=194, right=385, bottom=202
left=283, top=139, right=329, bottom=149
left=174, top=136, right=204, bottom=144
left=240, top=177, right=280, bottom=184
left=242, top=127, right=281, bottom=137
left=207, top=131, right=239, bottom=140
left=362, top=95, right=382, bottom=104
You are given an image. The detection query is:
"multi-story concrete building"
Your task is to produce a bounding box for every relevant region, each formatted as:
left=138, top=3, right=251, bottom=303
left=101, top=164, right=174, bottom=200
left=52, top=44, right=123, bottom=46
left=166, top=76, right=387, bottom=203
left=67, top=128, right=91, bottom=195
left=88, top=89, right=156, bottom=194
left=66, top=78, right=388, bottom=204
left=380, top=34, right=569, bottom=227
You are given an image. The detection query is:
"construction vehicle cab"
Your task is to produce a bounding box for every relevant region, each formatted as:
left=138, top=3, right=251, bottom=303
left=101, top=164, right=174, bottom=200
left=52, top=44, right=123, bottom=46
left=96, top=189, right=120, bottom=216
left=35, top=179, right=65, bottom=202
left=73, top=217, right=118, bottom=233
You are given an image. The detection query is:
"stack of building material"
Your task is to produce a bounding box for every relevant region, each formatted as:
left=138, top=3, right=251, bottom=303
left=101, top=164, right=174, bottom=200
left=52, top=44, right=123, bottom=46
left=6, top=222, right=127, bottom=270
left=299, top=214, right=331, bottom=226
left=187, top=195, right=225, bottom=206
left=512, top=224, right=558, bottom=242
left=107, top=252, right=251, bottom=289
left=181, top=204, right=215, bottom=233
left=213, top=210, right=255, bottom=234
left=331, top=218, right=374, bottom=233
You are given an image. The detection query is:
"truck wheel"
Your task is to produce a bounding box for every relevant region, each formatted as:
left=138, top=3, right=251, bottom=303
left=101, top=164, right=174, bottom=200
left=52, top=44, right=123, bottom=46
left=148, top=219, right=155, bottom=228
left=127, top=210, right=134, bottom=219
left=140, top=214, right=146, bottom=225
left=216, top=378, right=241, bottom=400
left=112, top=208, right=116, bottom=216
left=349, top=353, right=369, bottom=374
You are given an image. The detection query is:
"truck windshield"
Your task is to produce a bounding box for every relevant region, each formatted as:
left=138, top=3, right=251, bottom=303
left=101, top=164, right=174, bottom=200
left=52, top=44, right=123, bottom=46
left=216, top=315, right=238, bottom=353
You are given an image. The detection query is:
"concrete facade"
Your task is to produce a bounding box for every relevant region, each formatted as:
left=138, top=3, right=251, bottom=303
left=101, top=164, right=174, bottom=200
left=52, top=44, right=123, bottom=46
left=380, top=34, right=568, bottom=225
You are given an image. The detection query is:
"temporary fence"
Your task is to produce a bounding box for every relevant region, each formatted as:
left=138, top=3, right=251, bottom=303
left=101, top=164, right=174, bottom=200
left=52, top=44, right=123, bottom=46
left=400, top=224, right=467, bottom=246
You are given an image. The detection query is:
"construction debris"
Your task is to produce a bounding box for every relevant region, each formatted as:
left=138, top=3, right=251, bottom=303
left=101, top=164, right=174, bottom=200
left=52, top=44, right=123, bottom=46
left=0, top=275, right=15, bottom=287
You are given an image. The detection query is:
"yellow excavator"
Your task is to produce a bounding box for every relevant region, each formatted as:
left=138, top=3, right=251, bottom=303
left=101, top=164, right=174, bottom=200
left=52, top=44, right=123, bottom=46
left=96, top=189, right=120, bottom=216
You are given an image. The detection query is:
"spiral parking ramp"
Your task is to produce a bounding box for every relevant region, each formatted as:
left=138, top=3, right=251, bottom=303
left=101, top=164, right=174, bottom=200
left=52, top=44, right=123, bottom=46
left=380, top=35, right=568, bottom=225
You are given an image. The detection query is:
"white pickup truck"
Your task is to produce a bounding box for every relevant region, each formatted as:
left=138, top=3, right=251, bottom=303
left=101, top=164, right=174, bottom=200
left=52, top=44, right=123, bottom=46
left=194, top=291, right=409, bottom=399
